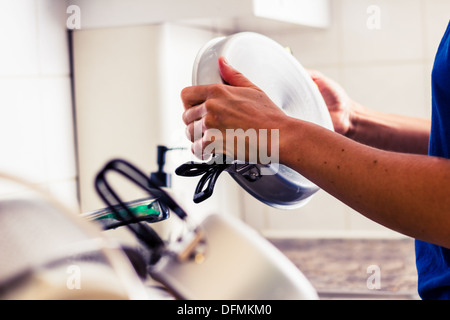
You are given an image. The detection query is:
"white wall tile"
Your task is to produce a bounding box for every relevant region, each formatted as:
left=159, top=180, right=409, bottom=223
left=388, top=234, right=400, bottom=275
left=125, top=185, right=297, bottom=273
left=37, top=0, right=71, bottom=76
left=157, top=24, right=217, bottom=149
left=0, top=0, right=39, bottom=76
left=240, top=191, right=269, bottom=232
left=341, top=63, right=429, bottom=118
left=269, top=0, right=341, bottom=68
left=340, top=0, right=424, bottom=64
left=47, top=178, right=79, bottom=212
left=346, top=206, right=404, bottom=238
left=0, top=78, right=47, bottom=186
left=0, top=0, right=78, bottom=213
left=40, top=77, right=77, bottom=181
left=272, top=29, right=339, bottom=68
left=72, top=25, right=166, bottom=211
left=422, top=0, right=450, bottom=60
left=424, top=60, right=434, bottom=116
left=264, top=191, right=347, bottom=235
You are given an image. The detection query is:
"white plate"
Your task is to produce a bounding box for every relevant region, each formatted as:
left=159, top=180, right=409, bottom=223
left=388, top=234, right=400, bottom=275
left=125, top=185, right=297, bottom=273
left=192, top=32, right=334, bottom=209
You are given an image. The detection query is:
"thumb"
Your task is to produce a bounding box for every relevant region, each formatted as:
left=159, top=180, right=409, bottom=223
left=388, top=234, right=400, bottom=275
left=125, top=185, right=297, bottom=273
left=307, top=69, right=324, bottom=88
left=218, top=56, right=258, bottom=89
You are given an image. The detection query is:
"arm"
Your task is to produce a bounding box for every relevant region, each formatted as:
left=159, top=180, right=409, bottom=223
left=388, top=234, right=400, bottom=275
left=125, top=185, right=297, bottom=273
left=348, top=106, right=431, bottom=155
left=181, top=57, right=450, bottom=248
left=279, top=118, right=450, bottom=248
left=309, top=70, right=431, bottom=155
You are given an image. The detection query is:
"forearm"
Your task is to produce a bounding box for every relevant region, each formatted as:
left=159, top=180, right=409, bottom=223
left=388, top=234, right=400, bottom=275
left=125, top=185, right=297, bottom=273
left=347, top=102, right=431, bottom=155
left=280, top=118, right=450, bottom=248
left=181, top=60, right=447, bottom=245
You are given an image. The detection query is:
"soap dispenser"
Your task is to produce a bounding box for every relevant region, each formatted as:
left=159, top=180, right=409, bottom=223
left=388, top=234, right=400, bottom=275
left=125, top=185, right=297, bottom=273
left=150, top=145, right=171, bottom=188
left=150, top=145, right=185, bottom=188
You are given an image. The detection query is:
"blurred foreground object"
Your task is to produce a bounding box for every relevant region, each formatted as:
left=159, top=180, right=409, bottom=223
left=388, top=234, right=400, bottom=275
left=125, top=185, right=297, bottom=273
left=95, top=159, right=318, bottom=300
left=0, top=172, right=150, bottom=300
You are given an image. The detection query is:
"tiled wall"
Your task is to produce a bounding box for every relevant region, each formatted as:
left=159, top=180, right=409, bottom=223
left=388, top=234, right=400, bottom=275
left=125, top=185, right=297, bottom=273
left=2, top=0, right=448, bottom=239
left=71, top=22, right=242, bottom=222
left=0, top=1, right=78, bottom=211
left=241, top=0, right=450, bottom=238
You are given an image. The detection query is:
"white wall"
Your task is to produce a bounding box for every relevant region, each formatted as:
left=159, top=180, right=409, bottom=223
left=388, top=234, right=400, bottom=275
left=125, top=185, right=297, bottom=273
left=2, top=0, right=448, bottom=240
left=0, top=0, right=78, bottom=210
left=72, top=24, right=166, bottom=212
left=154, top=24, right=244, bottom=222
left=242, top=0, right=450, bottom=238
left=72, top=22, right=243, bottom=222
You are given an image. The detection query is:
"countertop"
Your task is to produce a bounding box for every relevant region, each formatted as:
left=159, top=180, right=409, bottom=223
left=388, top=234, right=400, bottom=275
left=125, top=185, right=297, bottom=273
left=269, top=238, right=420, bottom=300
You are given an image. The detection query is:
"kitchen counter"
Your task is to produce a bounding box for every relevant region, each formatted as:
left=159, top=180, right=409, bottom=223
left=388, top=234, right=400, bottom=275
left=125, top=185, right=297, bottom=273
left=269, top=238, right=420, bottom=300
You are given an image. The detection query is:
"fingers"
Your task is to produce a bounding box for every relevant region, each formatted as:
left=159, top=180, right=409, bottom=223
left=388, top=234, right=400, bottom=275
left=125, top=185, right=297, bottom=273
left=182, top=103, right=207, bottom=126
left=307, top=69, right=339, bottom=92
left=218, top=57, right=259, bottom=89
left=181, top=57, right=258, bottom=111
left=180, top=85, right=209, bottom=110
left=191, top=131, right=217, bottom=160
left=181, top=84, right=230, bottom=111
left=307, top=69, right=324, bottom=81
left=185, top=117, right=207, bottom=142
left=180, top=57, right=261, bottom=159
left=307, top=69, right=327, bottom=90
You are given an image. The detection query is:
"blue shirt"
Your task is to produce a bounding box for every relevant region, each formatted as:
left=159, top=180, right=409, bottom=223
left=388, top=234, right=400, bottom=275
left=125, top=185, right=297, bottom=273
left=415, top=21, right=450, bottom=300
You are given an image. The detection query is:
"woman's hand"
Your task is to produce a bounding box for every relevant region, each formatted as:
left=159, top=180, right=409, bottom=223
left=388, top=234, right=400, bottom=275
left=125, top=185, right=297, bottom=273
left=181, top=57, right=288, bottom=162
left=309, top=70, right=430, bottom=154
left=308, top=70, right=358, bottom=136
